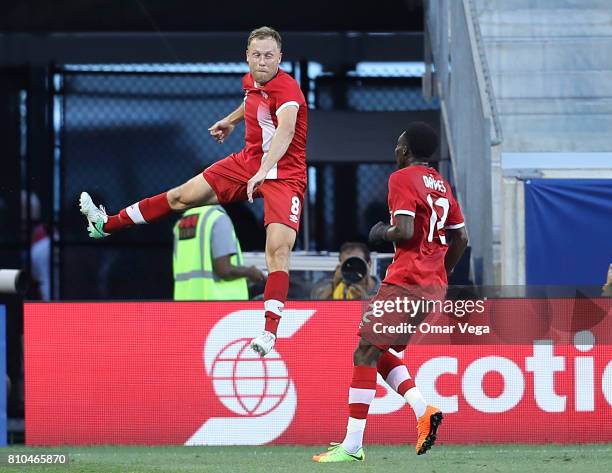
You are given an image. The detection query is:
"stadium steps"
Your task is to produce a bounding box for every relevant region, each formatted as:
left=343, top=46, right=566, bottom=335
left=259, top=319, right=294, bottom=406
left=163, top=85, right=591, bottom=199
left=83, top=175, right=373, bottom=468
left=498, top=115, right=612, bottom=152
left=474, top=0, right=612, bottom=13
left=485, top=38, right=612, bottom=72
left=497, top=97, right=612, bottom=115
left=475, top=0, right=612, bottom=152
left=478, top=9, right=612, bottom=38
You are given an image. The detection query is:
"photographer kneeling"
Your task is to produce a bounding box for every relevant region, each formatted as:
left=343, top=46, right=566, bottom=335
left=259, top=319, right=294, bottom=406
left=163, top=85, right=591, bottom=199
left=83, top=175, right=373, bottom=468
left=311, top=242, right=380, bottom=300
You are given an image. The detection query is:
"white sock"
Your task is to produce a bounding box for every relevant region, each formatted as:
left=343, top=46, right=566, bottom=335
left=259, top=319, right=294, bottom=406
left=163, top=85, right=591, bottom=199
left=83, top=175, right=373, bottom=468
left=341, top=417, right=366, bottom=453
left=384, top=363, right=427, bottom=418
left=404, top=387, right=427, bottom=418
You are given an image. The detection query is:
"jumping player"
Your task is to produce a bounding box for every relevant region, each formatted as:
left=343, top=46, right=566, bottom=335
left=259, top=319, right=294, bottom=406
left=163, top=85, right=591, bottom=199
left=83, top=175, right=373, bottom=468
left=78, top=26, right=307, bottom=357
left=313, top=122, right=468, bottom=462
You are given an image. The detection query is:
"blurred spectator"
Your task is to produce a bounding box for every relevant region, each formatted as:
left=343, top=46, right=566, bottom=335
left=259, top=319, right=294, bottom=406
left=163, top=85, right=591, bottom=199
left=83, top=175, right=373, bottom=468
left=603, top=263, right=612, bottom=297
left=311, top=242, right=380, bottom=300
left=21, top=191, right=50, bottom=300
left=173, top=205, right=265, bottom=300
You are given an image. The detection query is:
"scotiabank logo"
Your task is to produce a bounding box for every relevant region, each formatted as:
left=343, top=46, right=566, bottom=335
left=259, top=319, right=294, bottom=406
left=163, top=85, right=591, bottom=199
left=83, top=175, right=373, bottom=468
left=414, top=331, right=612, bottom=415
left=186, top=309, right=316, bottom=445
left=24, top=300, right=612, bottom=446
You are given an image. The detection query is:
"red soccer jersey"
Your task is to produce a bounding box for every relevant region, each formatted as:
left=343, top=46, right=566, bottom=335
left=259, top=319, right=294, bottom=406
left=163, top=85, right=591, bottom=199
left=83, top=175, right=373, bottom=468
left=383, top=165, right=465, bottom=291
left=240, top=69, right=307, bottom=182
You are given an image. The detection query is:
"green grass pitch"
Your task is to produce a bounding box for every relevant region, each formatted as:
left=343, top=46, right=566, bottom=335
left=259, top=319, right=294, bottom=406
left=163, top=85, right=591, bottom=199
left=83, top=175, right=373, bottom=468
left=1, top=444, right=611, bottom=473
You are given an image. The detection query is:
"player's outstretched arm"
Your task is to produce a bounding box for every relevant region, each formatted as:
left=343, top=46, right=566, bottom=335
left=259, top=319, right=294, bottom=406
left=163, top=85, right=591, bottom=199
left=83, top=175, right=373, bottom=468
left=246, top=106, right=298, bottom=201
left=444, top=227, right=468, bottom=274
left=208, top=103, right=245, bottom=144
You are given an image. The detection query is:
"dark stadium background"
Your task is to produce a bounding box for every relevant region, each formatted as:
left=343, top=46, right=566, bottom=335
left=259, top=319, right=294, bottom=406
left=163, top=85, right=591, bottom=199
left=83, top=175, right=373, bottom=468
left=0, top=0, right=452, bottom=302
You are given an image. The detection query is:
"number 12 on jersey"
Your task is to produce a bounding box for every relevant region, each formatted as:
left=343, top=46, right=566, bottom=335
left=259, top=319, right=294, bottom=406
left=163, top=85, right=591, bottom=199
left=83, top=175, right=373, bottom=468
left=426, top=194, right=449, bottom=244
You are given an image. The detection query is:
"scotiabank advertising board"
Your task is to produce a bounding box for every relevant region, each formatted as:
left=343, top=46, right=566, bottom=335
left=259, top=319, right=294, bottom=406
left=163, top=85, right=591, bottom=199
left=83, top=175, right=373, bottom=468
left=25, top=300, right=612, bottom=445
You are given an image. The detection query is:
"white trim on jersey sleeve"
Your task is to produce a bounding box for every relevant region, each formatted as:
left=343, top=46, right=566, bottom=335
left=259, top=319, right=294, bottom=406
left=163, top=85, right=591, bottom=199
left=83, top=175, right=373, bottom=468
left=393, top=209, right=416, bottom=217
left=445, top=222, right=465, bottom=229
left=275, top=101, right=299, bottom=116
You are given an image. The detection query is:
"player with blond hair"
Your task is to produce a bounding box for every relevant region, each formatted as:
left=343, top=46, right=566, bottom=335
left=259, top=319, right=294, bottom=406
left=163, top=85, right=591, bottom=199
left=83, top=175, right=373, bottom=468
left=79, top=26, right=307, bottom=356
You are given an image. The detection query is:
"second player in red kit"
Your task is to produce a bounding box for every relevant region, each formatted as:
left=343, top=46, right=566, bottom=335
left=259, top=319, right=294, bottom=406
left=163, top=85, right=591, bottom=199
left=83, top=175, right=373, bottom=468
left=314, top=123, right=468, bottom=463
left=381, top=162, right=465, bottom=293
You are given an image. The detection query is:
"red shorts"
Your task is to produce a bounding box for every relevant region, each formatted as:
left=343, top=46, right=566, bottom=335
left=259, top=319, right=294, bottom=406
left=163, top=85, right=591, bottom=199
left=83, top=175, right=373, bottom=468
left=203, top=153, right=306, bottom=232
left=358, top=283, right=445, bottom=352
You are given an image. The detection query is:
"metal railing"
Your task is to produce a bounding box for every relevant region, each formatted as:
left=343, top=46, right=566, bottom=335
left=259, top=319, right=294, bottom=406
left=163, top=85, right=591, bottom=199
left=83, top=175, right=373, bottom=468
left=425, top=0, right=503, bottom=284
left=466, top=0, right=503, bottom=146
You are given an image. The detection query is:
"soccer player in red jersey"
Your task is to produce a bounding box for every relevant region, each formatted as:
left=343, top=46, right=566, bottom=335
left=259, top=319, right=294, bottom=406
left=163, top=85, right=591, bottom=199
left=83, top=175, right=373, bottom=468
left=79, top=27, right=307, bottom=356
left=313, top=123, right=468, bottom=462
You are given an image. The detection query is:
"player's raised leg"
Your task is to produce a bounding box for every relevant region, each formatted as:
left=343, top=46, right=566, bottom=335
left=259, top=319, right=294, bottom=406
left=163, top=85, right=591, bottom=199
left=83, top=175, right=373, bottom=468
left=249, top=222, right=295, bottom=356
left=377, top=351, right=443, bottom=455
left=79, top=173, right=219, bottom=238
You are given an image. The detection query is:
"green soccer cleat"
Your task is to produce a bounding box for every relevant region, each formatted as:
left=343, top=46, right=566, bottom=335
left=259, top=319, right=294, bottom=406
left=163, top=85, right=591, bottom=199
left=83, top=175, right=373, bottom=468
left=312, top=443, right=365, bottom=463
left=79, top=192, right=110, bottom=239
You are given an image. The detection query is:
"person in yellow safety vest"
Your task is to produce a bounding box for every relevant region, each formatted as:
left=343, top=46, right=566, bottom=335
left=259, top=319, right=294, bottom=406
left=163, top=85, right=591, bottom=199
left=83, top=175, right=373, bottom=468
left=173, top=205, right=266, bottom=300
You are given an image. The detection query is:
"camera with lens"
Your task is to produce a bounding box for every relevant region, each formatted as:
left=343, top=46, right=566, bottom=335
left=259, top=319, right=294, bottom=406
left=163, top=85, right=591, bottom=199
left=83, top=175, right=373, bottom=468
left=340, top=256, right=369, bottom=285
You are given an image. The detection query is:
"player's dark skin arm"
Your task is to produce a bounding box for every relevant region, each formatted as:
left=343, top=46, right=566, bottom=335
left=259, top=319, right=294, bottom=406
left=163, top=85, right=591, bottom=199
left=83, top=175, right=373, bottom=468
left=384, top=214, right=414, bottom=242
left=444, top=227, right=468, bottom=274
left=213, top=255, right=266, bottom=283
left=369, top=215, right=414, bottom=244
